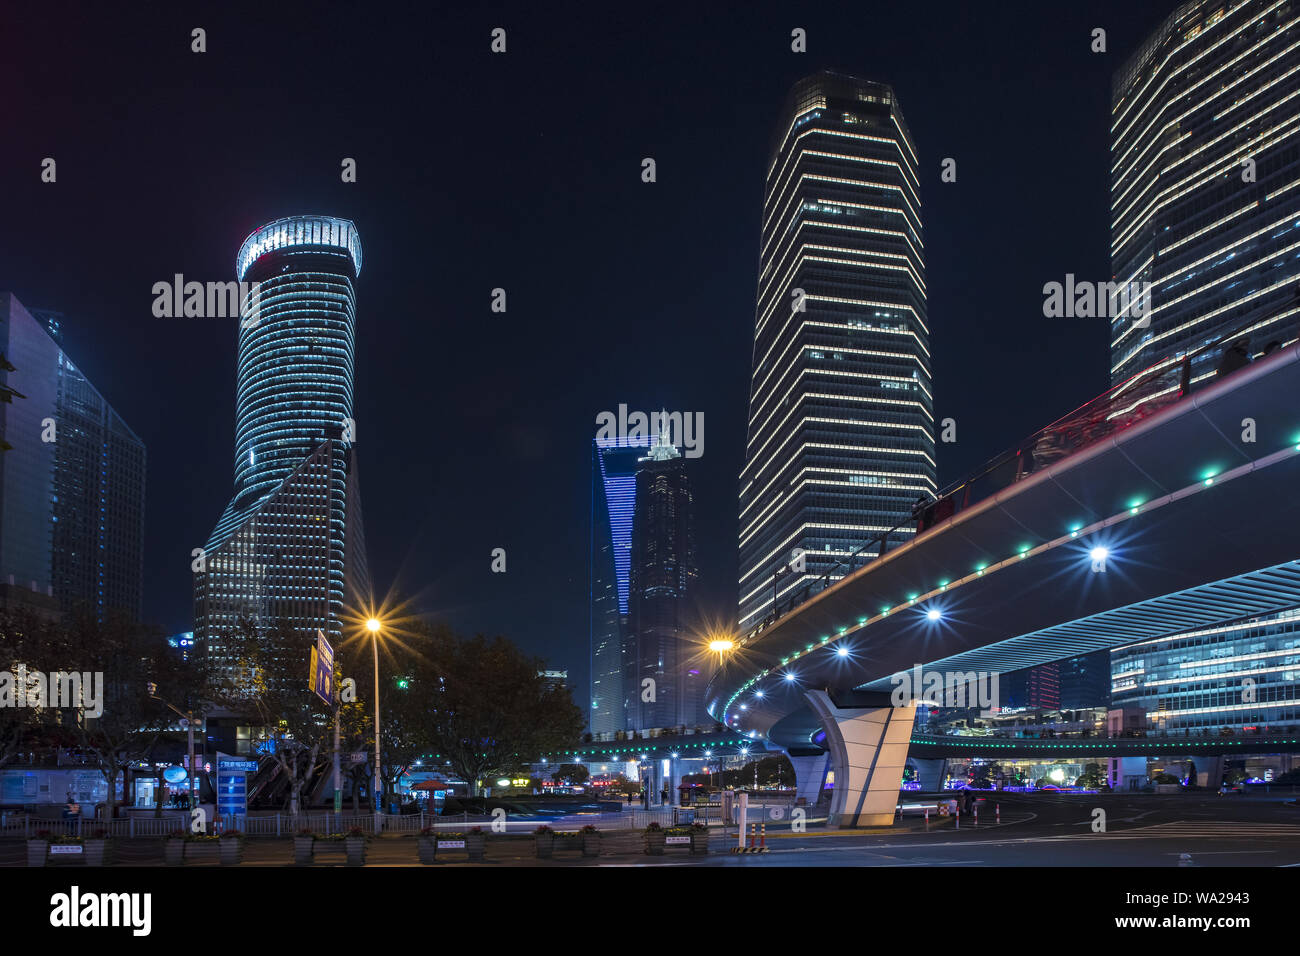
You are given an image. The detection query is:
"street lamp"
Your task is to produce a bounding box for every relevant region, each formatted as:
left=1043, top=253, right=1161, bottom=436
left=366, top=616, right=383, bottom=830
left=147, top=682, right=198, bottom=815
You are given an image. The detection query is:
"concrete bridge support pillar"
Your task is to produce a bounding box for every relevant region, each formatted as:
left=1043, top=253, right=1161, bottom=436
left=788, top=750, right=829, bottom=806
left=910, top=757, right=947, bottom=792
left=805, top=689, right=917, bottom=828
left=1197, top=755, right=1226, bottom=790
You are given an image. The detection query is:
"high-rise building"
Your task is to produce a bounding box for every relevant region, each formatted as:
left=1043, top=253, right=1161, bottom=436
left=627, top=424, right=699, bottom=730
left=738, top=70, right=934, bottom=633
left=0, top=293, right=146, bottom=619
left=1059, top=650, right=1112, bottom=710
left=1004, top=662, right=1061, bottom=711
left=1111, top=610, right=1300, bottom=734
left=194, top=216, right=369, bottom=685
left=1110, top=0, right=1300, bottom=385
left=1107, top=0, right=1300, bottom=731
left=589, top=436, right=646, bottom=735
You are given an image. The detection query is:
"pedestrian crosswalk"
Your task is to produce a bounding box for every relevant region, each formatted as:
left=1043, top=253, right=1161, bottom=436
left=1093, top=821, right=1300, bottom=840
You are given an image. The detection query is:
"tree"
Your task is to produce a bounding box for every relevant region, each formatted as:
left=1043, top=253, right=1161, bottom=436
left=60, top=610, right=210, bottom=818
left=218, top=618, right=332, bottom=816
left=552, top=763, right=589, bottom=785
left=422, top=628, right=583, bottom=796
left=1078, top=763, right=1107, bottom=790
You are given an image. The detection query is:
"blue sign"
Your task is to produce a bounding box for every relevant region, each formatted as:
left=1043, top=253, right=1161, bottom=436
left=163, top=766, right=188, bottom=784
left=218, top=759, right=258, bottom=773
left=310, top=629, right=335, bottom=705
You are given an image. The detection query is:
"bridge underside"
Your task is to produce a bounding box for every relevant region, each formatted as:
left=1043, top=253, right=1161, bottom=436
left=712, top=344, right=1300, bottom=824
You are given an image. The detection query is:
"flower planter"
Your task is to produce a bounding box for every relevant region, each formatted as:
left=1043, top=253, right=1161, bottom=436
left=581, top=833, right=601, bottom=858
left=465, top=833, right=486, bottom=862
left=293, top=835, right=314, bottom=865
left=164, top=840, right=184, bottom=866
left=690, top=831, right=710, bottom=855
left=26, top=840, right=48, bottom=868
left=344, top=836, right=366, bottom=866
left=644, top=831, right=666, bottom=855
left=417, top=836, right=438, bottom=864
left=535, top=834, right=555, bottom=859
left=184, top=841, right=220, bottom=864
left=84, top=839, right=111, bottom=866
left=219, top=838, right=243, bottom=865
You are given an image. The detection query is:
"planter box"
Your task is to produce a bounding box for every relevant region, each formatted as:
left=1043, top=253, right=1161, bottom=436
left=690, top=832, right=710, bottom=855
left=26, top=840, right=48, bottom=867
left=535, top=834, right=555, bottom=859
left=219, top=839, right=243, bottom=865
left=581, top=834, right=601, bottom=858
left=184, top=842, right=221, bottom=864
left=644, top=832, right=666, bottom=855
left=417, top=836, right=438, bottom=864
left=85, top=839, right=111, bottom=866
left=466, top=833, right=486, bottom=862
left=293, top=836, right=315, bottom=865
left=164, top=840, right=184, bottom=866
left=345, top=836, right=365, bottom=866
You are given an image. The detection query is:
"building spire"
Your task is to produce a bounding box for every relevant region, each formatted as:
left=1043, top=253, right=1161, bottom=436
left=649, top=409, right=681, bottom=461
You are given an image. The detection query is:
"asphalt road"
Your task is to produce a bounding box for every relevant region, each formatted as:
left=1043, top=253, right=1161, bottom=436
left=687, top=793, right=1300, bottom=867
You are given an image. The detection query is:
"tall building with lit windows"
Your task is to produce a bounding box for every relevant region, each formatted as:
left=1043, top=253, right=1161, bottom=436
left=589, top=435, right=647, bottom=735
left=1110, top=0, right=1300, bottom=385
left=628, top=426, right=699, bottom=731
left=1106, top=2, right=1300, bottom=734
left=0, top=293, right=146, bottom=620
left=738, top=71, right=934, bottom=633
left=194, top=216, right=370, bottom=685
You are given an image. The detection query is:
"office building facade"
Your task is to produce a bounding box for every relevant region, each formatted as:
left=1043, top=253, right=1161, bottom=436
left=589, top=436, right=647, bottom=735
left=627, top=428, right=700, bottom=730
left=1108, top=0, right=1300, bottom=732
left=739, top=70, right=935, bottom=633
left=1111, top=609, right=1300, bottom=734
left=195, top=217, right=369, bottom=684
left=1111, top=0, right=1300, bottom=385
left=0, top=293, right=146, bottom=618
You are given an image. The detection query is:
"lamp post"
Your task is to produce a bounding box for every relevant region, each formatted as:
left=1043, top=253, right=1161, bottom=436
left=366, top=617, right=382, bottom=831
left=147, top=683, right=198, bottom=815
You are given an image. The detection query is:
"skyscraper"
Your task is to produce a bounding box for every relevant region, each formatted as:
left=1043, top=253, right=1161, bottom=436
left=739, top=70, right=934, bottom=633
left=1110, top=0, right=1300, bottom=385
left=627, top=424, right=699, bottom=730
left=195, top=216, right=369, bottom=683
left=589, top=435, right=646, bottom=735
left=1106, top=0, right=1300, bottom=734
left=0, top=293, right=146, bottom=619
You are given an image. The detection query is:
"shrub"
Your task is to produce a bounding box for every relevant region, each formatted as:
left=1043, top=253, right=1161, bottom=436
left=346, top=826, right=365, bottom=837
left=644, top=822, right=663, bottom=832
left=534, top=825, right=554, bottom=835
left=580, top=824, right=599, bottom=834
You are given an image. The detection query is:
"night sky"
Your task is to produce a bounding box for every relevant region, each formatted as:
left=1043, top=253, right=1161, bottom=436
left=1, top=1, right=1173, bottom=700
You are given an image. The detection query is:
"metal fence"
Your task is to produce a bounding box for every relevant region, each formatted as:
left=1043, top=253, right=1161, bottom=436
left=1, top=805, right=703, bottom=839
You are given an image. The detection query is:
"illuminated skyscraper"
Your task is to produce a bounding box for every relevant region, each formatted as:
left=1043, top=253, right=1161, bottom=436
left=628, top=424, right=699, bottom=730
left=739, top=71, right=934, bottom=633
left=195, top=216, right=369, bottom=682
left=1111, top=0, right=1300, bottom=384
left=589, top=435, right=646, bottom=735
left=0, top=293, right=146, bottom=619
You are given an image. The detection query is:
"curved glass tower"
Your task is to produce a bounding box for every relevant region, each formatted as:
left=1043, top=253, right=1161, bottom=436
left=196, top=216, right=368, bottom=678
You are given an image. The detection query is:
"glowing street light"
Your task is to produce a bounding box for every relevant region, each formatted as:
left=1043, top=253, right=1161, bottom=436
left=708, top=638, right=735, bottom=653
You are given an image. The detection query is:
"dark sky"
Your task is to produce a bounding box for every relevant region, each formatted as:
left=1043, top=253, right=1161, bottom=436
left=1, top=1, right=1173, bottom=700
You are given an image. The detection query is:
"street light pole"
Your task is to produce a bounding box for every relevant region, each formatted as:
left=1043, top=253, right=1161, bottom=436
left=368, top=617, right=382, bottom=832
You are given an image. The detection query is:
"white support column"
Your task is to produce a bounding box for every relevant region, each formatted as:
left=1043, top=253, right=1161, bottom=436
left=805, top=689, right=917, bottom=828
left=788, top=750, right=829, bottom=806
